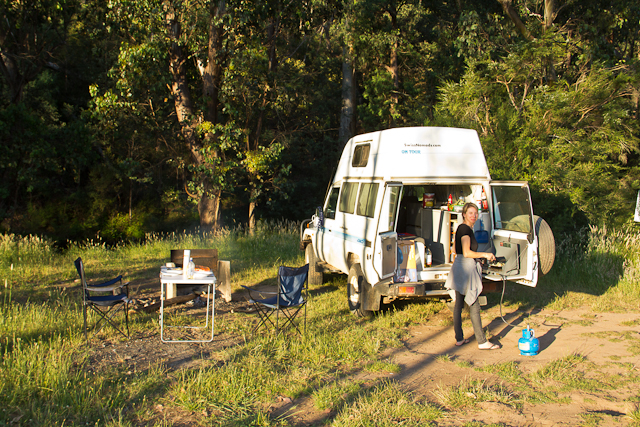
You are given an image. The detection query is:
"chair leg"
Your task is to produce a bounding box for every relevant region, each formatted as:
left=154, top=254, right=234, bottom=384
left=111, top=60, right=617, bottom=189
left=87, top=303, right=129, bottom=339
left=251, top=305, right=276, bottom=335
left=275, top=305, right=306, bottom=336
left=83, top=304, right=88, bottom=341
left=124, top=302, right=130, bottom=338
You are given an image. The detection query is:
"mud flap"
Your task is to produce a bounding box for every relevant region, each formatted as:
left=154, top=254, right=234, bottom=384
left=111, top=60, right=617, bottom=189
left=364, top=282, right=386, bottom=311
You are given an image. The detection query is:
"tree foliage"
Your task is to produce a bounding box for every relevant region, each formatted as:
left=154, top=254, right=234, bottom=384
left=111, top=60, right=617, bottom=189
left=0, top=0, right=639, bottom=240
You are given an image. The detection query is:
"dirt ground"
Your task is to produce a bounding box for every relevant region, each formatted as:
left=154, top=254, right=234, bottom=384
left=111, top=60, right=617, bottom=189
left=90, top=287, right=640, bottom=427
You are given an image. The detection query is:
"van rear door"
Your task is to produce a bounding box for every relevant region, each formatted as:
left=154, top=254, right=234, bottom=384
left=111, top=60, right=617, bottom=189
left=373, top=183, right=402, bottom=280
left=488, top=181, right=539, bottom=287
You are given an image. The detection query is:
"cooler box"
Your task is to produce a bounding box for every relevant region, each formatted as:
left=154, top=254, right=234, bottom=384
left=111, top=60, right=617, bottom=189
left=394, top=239, right=417, bottom=283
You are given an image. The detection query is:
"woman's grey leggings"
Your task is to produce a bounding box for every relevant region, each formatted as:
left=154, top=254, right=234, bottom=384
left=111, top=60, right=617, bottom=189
left=453, top=290, right=487, bottom=344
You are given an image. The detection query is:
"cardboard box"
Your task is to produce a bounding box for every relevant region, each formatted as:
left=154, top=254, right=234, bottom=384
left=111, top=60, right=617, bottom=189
left=394, top=239, right=417, bottom=283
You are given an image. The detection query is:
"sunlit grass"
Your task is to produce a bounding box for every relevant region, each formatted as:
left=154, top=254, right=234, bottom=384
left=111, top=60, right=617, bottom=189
left=498, top=224, right=640, bottom=312
left=628, top=403, right=640, bottom=425
left=331, top=380, right=442, bottom=426
left=1, top=223, right=640, bottom=425
left=432, top=377, right=521, bottom=410
left=312, top=379, right=363, bottom=410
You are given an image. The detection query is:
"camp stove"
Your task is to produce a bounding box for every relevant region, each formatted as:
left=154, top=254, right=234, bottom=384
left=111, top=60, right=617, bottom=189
left=482, top=241, right=521, bottom=276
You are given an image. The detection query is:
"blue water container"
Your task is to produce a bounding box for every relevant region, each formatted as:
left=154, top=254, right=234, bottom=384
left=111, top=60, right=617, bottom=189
left=518, top=325, right=539, bottom=356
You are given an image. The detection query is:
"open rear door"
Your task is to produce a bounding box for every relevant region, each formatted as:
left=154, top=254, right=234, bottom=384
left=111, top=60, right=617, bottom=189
left=373, top=183, right=402, bottom=280
left=488, top=181, right=539, bottom=287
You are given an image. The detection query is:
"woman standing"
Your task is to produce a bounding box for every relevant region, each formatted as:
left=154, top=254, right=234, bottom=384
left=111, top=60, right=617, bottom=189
left=445, top=202, right=500, bottom=349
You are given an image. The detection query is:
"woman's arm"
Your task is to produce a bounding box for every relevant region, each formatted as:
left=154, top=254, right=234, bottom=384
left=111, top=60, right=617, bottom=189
left=461, top=235, right=496, bottom=261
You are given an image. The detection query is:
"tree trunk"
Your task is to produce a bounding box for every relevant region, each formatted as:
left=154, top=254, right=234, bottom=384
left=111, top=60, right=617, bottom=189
left=167, top=3, right=223, bottom=230
left=203, top=0, right=226, bottom=125
left=198, top=180, right=221, bottom=230
left=0, top=52, right=27, bottom=104
left=389, top=37, right=399, bottom=126
left=543, top=0, right=557, bottom=82
left=497, top=0, right=533, bottom=41
left=248, top=197, right=256, bottom=235
left=386, top=4, right=399, bottom=127
left=247, top=14, right=278, bottom=235
left=339, top=45, right=357, bottom=147
left=544, top=0, right=556, bottom=31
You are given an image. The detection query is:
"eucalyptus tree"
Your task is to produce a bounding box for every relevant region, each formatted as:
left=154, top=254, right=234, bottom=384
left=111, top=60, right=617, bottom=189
left=100, top=0, right=346, bottom=231
left=97, top=0, right=248, bottom=230
left=349, top=0, right=459, bottom=130
left=435, top=0, right=640, bottom=228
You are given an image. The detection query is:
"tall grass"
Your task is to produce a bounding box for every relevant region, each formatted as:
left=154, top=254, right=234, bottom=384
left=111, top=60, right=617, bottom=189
left=500, top=224, right=640, bottom=311
left=0, top=222, right=639, bottom=425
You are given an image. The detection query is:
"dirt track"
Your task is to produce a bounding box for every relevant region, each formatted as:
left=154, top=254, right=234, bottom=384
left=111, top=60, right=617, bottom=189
left=91, top=295, right=640, bottom=426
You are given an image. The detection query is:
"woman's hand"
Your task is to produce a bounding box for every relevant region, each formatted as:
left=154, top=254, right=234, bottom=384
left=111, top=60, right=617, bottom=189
left=484, top=252, right=496, bottom=262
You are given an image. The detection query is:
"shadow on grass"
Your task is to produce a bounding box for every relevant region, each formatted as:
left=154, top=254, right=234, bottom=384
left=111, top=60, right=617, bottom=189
left=482, top=250, right=627, bottom=311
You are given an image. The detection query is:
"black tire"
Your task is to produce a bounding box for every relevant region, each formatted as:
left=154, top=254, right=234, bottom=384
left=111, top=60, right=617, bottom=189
left=305, top=243, right=323, bottom=286
left=533, top=215, right=555, bottom=275
left=347, top=264, right=373, bottom=318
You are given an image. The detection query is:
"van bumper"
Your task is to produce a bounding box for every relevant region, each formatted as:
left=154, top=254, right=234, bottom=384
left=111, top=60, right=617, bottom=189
left=374, top=279, right=504, bottom=300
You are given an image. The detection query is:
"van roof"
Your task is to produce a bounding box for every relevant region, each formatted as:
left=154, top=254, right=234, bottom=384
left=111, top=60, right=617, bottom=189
left=333, top=127, right=491, bottom=184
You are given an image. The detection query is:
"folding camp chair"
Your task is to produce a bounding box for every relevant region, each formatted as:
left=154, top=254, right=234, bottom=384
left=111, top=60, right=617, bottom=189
left=242, top=264, right=309, bottom=335
left=74, top=257, right=130, bottom=340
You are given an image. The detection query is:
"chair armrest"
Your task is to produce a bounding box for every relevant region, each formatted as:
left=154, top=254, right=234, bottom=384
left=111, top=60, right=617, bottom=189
left=241, top=285, right=277, bottom=300
left=241, top=285, right=276, bottom=294
left=86, top=275, right=125, bottom=293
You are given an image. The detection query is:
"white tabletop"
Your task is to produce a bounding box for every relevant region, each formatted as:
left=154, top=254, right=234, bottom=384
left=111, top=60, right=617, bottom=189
left=160, top=266, right=216, bottom=284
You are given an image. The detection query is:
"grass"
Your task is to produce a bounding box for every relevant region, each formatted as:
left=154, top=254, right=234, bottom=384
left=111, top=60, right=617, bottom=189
left=496, top=224, right=640, bottom=312
left=432, top=378, right=521, bottom=410
left=331, top=380, right=442, bottom=426
left=628, top=404, right=640, bottom=425
left=0, top=222, right=639, bottom=425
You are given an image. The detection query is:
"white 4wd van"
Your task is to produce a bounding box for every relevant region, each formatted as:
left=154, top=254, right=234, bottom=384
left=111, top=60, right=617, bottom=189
left=300, top=127, right=555, bottom=316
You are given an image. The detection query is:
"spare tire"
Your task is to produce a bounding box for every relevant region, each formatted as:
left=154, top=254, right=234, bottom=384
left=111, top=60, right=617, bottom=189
left=534, top=215, right=555, bottom=275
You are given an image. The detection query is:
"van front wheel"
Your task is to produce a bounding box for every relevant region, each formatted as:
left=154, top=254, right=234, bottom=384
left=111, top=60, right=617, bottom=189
left=347, top=264, right=373, bottom=318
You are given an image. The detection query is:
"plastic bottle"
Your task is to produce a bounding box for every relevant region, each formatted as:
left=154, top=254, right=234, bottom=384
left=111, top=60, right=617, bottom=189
left=458, top=190, right=464, bottom=205
left=481, top=187, right=488, bottom=211
left=448, top=193, right=453, bottom=210
left=425, top=247, right=432, bottom=267
left=188, top=257, right=196, bottom=279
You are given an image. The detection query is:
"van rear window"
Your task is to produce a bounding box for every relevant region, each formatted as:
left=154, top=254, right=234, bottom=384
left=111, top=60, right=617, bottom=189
left=352, top=144, right=370, bottom=167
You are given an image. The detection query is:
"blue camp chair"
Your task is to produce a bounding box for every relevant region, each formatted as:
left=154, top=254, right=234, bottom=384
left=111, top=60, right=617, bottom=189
left=75, top=257, right=130, bottom=340
left=242, top=264, right=309, bottom=335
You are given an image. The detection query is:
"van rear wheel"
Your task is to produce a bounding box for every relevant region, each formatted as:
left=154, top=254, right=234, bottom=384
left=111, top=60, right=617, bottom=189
left=305, top=244, right=323, bottom=285
left=347, top=264, right=373, bottom=318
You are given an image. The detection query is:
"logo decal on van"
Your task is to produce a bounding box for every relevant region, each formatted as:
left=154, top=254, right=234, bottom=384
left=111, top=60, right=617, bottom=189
left=404, top=143, right=442, bottom=148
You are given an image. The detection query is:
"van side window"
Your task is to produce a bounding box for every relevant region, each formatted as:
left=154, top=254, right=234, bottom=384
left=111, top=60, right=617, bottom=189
left=339, top=182, right=358, bottom=214
left=352, top=144, right=370, bottom=167
left=492, top=186, right=531, bottom=233
left=324, top=187, right=340, bottom=219
left=356, top=183, right=379, bottom=218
